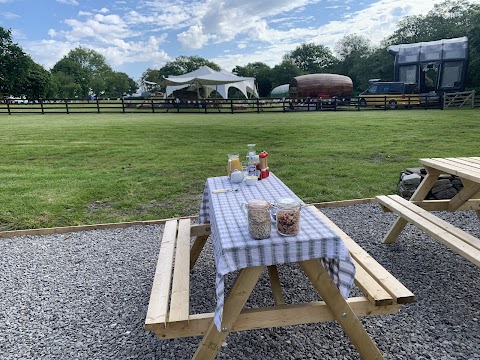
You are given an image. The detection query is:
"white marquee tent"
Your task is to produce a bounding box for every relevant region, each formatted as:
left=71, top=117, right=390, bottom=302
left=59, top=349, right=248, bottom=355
left=162, top=66, right=258, bottom=99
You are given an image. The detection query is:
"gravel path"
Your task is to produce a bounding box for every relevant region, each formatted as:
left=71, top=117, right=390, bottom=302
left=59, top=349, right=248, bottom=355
left=0, top=203, right=478, bottom=359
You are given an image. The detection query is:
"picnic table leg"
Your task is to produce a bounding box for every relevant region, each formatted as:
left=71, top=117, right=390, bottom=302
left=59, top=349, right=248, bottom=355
left=383, top=168, right=441, bottom=244
left=267, top=265, right=285, bottom=305
left=192, top=266, right=265, bottom=360
left=190, top=235, right=209, bottom=268
left=299, top=259, right=384, bottom=360
left=447, top=179, right=480, bottom=212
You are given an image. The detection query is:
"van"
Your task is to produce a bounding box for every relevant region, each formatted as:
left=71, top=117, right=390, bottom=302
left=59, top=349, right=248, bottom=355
left=359, top=82, right=420, bottom=109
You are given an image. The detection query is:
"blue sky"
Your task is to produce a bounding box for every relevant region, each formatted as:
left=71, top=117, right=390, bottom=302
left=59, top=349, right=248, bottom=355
left=0, top=0, right=471, bottom=81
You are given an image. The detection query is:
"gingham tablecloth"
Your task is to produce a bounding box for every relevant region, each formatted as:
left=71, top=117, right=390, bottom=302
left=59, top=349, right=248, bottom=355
left=199, top=173, right=356, bottom=331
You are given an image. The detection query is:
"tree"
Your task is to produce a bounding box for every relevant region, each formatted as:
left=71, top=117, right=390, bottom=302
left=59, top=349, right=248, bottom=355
left=387, top=0, right=479, bottom=45
left=104, top=71, right=138, bottom=97
left=51, top=47, right=137, bottom=98
left=270, top=60, right=305, bottom=88
left=21, top=58, right=54, bottom=99
left=51, top=58, right=91, bottom=98
left=284, top=43, right=337, bottom=74
left=51, top=72, right=82, bottom=98
left=232, top=62, right=272, bottom=97
left=334, top=34, right=377, bottom=93
left=0, top=27, right=30, bottom=97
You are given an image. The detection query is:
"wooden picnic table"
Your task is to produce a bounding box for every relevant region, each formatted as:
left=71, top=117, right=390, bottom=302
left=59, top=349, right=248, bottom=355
left=145, top=173, right=415, bottom=359
left=377, top=157, right=480, bottom=267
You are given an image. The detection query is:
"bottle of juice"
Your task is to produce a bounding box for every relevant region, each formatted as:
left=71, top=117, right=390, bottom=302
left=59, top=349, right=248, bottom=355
left=227, top=153, right=242, bottom=178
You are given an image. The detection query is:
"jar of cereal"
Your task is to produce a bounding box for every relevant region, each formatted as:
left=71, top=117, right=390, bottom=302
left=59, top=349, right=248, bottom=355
left=242, top=199, right=271, bottom=240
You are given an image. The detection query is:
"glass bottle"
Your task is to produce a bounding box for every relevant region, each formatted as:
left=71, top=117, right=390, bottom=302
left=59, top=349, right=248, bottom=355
left=246, top=144, right=257, bottom=177
left=227, top=153, right=242, bottom=178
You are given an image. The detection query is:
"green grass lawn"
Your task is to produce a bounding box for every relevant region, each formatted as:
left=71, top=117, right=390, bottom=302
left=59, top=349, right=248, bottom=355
left=1, top=109, right=479, bottom=231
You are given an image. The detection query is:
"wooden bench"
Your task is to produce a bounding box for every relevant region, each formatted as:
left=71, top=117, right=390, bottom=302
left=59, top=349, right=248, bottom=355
left=144, top=208, right=415, bottom=343
left=376, top=194, right=480, bottom=267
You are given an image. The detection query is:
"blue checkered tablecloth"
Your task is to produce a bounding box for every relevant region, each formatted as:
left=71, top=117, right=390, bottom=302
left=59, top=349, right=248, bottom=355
left=199, top=173, right=356, bottom=331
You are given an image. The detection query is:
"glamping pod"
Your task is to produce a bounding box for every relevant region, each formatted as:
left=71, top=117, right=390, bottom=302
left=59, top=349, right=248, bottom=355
left=289, top=74, right=353, bottom=98
left=270, top=84, right=290, bottom=98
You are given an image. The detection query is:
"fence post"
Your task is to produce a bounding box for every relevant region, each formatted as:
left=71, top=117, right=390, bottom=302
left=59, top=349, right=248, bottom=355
left=384, top=96, right=387, bottom=111
left=257, top=98, right=260, bottom=113
left=6, top=99, right=11, bottom=115
left=121, top=97, right=125, bottom=113
left=65, top=99, right=69, bottom=114
left=231, top=99, right=233, bottom=114
left=472, top=90, right=476, bottom=109
left=151, top=98, right=155, bottom=113
left=40, top=98, right=44, bottom=114
left=96, top=98, right=100, bottom=113
left=334, top=97, right=337, bottom=111
left=357, top=97, right=360, bottom=111
left=204, top=100, right=207, bottom=113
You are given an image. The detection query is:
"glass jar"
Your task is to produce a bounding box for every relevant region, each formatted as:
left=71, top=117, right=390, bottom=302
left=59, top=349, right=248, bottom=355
left=272, top=198, right=302, bottom=236
left=242, top=199, right=271, bottom=240
left=227, top=153, right=242, bottom=178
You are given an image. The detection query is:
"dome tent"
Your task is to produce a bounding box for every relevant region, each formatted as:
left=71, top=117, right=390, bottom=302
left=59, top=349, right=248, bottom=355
left=163, top=66, right=258, bottom=99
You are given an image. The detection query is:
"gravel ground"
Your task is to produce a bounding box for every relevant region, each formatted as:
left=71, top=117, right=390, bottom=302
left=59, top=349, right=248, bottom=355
left=0, top=203, right=479, bottom=360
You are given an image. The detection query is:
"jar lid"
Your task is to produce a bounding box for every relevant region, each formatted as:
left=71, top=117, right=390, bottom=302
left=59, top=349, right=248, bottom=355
left=247, top=199, right=270, bottom=209
left=275, top=197, right=301, bottom=208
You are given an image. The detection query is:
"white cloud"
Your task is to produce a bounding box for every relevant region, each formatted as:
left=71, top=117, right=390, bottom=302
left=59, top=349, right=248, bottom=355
left=177, top=25, right=210, bottom=49
left=2, top=11, right=19, bottom=20
left=12, top=0, right=471, bottom=80
left=56, top=0, right=79, bottom=5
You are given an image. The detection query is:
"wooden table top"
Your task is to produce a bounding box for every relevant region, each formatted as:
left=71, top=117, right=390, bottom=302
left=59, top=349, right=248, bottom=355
left=420, top=157, right=480, bottom=183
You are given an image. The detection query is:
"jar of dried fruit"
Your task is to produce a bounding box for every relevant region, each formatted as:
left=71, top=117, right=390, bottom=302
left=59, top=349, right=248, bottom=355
left=272, top=197, right=302, bottom=236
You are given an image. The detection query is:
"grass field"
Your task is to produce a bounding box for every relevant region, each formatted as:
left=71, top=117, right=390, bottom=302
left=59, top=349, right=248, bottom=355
left=0, top=109, right=479, bottom=231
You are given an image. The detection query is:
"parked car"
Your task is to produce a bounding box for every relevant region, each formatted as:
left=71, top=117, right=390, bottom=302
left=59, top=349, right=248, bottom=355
left=359, top=82, right=420, bottom=109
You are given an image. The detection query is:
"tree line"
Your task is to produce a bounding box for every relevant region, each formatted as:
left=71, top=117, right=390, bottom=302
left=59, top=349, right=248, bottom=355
left=0, top=29, right=138, bottom=99
left=1, top=0, right=479, bottom=100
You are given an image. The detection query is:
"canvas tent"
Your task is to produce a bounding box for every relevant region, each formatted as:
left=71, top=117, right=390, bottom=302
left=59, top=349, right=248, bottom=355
left=163, top=66, right=258, bottom=99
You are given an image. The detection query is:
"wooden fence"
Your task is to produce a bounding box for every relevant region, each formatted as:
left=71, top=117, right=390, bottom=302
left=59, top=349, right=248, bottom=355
left=0, top=95, right=443, bottom=115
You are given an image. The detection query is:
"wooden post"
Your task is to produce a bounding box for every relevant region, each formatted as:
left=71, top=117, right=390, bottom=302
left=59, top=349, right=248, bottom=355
left=65, top=99, right=69, bottom=114
left=357, top=97, right=360, bottom=111
left=151, top=98, right=155, bottom=113
left=6, top=99, right=11, bottom=115
left=193, top=266, right=264, bottom=360
left=472, top=90, right=476, bottom=109
left=299, top=259, right=384, bottom=360
left=96, top=97, right=100, bottom=113
left=230, top=99, right=233, bottom=114
left=121, top=97, right=125, bottom=113
left=384, top=96, right=387, bottom=110
left=40, top=98, right=44, bottom=114
left=256, top=98, right=260, bottom=113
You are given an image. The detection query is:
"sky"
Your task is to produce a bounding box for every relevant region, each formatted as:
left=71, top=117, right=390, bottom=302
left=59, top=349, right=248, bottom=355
left=0, top=0, right=472, bottom=82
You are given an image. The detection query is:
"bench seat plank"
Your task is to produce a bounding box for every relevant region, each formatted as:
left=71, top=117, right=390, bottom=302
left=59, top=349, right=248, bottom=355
left=310, top=206, right=415, bottom=304
left=377, top=195, right=480, bottom=267
left=145, top=220, right=178, bottom=326
left=169, top=218, right=192, bottom=322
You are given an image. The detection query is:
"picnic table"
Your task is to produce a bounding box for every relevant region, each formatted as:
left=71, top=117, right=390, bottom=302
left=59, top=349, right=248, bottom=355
left=377, top=157, right=480, bottom=267
left=145, top=173, right=415, bottom=359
